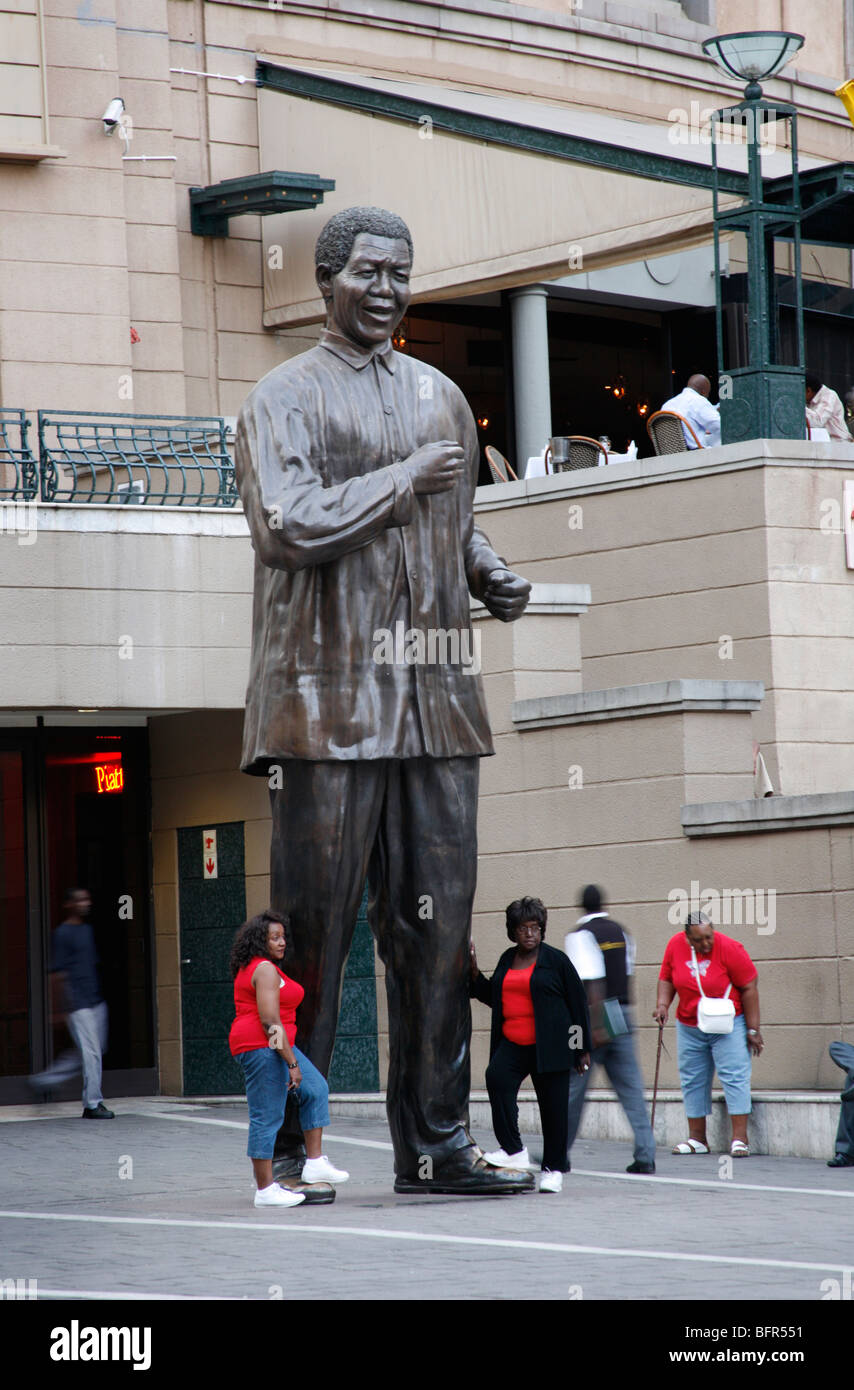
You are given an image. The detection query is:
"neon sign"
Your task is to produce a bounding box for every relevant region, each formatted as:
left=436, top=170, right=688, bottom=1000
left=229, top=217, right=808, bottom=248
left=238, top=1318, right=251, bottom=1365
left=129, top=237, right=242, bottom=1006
left=95, top=763, right=124, bottom=794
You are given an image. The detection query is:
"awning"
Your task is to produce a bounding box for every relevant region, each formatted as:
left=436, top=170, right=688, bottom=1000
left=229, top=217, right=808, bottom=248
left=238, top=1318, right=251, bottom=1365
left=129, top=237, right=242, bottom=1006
left=256, top=61, right=846, bottom=327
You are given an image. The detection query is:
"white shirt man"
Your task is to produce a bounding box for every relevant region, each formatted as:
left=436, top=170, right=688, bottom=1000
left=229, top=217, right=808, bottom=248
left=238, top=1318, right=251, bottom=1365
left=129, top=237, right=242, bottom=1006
left=661, top=374, right=721, bottom=448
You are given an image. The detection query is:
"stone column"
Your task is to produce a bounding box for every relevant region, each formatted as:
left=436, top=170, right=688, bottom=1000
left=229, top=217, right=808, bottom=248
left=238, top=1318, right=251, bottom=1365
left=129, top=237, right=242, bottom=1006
left=509, top=284, right=552, bottom=472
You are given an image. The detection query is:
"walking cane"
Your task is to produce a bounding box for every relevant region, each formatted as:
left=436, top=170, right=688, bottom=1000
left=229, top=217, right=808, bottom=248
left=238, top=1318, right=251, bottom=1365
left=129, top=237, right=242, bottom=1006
left=650, top=1018, right=665, bottom=1130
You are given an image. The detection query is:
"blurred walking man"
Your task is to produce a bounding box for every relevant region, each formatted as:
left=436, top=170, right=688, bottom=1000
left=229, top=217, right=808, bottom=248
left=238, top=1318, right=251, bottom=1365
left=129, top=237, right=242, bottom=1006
left=30, top=888, right=113, bottom=1119
left=565, top=884, right=655, bottom=1173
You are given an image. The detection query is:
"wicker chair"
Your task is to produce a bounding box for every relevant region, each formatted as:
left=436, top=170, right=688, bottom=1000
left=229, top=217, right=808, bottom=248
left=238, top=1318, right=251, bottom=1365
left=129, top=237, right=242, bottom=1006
left=546, top=435, right=608, bottom=472
left=485, top=445, right=517, bottom=483
left=646, top=410, right=703, bottom=455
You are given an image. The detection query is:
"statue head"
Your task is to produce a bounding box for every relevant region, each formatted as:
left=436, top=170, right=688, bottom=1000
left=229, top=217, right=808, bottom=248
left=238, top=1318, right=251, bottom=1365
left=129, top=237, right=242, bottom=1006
left=315, top=206, right=413, bottom=349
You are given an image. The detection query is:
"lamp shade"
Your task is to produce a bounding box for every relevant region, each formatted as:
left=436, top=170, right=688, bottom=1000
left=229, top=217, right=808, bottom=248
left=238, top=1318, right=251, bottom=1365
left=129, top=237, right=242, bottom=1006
left=702, top=31, right=803, bottom=84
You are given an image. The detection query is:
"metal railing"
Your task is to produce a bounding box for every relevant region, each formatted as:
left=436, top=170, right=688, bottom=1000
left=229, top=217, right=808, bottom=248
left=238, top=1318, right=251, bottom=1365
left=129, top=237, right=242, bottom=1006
left=0, top=409, right=38, bottom=500
left=35, top=411, right=237, bottom=507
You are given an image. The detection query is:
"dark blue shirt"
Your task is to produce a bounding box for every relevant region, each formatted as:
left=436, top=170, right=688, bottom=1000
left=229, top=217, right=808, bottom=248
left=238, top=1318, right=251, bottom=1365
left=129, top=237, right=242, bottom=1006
left=51, top=920, right=102, bottom=1011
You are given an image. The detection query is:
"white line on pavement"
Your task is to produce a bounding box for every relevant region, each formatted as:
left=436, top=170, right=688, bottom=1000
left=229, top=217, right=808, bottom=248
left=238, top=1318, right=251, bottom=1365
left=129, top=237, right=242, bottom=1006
left=31, top=1288, right=237, bottom=1301
left=129, top=1111, right=396, bottom=1150
left=571, top=1168, right=854, bottom=1199
left=0, top=1209, right=848, bottom=1275
left=129, top=1113, right=854, bottom=1190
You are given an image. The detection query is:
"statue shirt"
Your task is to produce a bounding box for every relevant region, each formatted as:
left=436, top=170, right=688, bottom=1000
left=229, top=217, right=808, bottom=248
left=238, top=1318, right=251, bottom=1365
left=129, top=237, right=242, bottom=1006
left=235, top=329, right=504, bottom=766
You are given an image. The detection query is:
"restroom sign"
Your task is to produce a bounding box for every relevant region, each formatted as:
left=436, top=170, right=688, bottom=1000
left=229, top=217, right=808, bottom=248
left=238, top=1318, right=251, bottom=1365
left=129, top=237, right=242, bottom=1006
left=203, top=829, right=218, bottom=879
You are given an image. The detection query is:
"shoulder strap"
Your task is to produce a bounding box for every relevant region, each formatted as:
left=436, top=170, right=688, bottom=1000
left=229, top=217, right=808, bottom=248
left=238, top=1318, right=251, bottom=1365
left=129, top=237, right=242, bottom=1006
left=690, top=945, right=707, bottom=997
left=691, top=944, right=733, bottom=999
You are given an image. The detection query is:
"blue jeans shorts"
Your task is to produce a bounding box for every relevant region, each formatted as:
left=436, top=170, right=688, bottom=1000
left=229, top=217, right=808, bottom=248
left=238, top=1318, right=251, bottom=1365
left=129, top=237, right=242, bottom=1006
left=676, top=1014, right=752, bottom=1118
left=237, top=1045, right=330, bottom=1159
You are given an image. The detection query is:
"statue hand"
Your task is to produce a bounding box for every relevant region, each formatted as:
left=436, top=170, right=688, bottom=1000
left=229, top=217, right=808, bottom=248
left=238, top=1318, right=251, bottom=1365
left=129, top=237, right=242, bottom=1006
left=402, top=441, right=466, bottom=495
left=483, top=568, right=531, bottom=623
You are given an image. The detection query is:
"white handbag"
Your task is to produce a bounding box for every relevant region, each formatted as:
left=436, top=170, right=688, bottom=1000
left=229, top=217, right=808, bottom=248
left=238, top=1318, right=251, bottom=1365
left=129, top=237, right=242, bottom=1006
left=691, top=946, right=736, bottom=1034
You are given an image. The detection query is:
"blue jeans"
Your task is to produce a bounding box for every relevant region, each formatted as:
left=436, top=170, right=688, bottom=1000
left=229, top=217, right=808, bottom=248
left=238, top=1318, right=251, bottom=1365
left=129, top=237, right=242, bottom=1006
left=567, top=1009, right=655, bottom=1164
left=676, top=1014, right=752, bottom=1117
left=237, top=1046, right=330, bottom=1159
left=830, top=1041, right=854, bottom=1159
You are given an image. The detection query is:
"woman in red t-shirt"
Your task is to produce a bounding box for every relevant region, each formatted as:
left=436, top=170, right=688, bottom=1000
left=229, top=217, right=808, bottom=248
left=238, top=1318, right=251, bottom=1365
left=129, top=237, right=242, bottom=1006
left=655, top=912, right=764, bottom=1157
left=229, top=910, right=348, bottom=1207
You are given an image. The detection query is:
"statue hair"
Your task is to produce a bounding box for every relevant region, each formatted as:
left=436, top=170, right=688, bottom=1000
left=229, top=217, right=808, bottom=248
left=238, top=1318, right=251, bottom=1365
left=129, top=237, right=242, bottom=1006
left=315, top=206, right=413, bottom=276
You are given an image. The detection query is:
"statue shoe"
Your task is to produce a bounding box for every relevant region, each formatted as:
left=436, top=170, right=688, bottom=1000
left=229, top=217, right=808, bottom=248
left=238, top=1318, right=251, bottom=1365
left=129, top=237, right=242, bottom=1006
left=272, top=1153, right=336, bottom=1204
left=393, top=1145, right=536, bottom=1195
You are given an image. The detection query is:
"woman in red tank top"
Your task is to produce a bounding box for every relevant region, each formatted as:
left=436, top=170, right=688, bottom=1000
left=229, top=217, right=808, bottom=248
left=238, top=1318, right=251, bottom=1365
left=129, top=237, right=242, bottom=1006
left=229, top=910, right=349, bottom=1208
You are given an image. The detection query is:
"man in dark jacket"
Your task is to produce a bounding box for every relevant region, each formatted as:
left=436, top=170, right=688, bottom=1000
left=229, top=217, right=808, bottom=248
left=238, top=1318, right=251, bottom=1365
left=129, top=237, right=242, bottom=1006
left=471, top=897, right=590, bottom=1192
left=565, top=884, right=655, bottom=1173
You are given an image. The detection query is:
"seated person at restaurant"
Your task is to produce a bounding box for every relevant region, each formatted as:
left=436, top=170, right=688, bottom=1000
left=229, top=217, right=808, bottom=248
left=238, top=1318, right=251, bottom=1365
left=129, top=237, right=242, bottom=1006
left=661, top=374, right=721, bottom=448
left=805, top=373, right=853, bottom=441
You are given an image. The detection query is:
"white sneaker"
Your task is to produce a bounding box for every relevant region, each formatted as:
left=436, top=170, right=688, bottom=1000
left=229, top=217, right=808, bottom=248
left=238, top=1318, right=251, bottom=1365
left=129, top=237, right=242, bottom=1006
left=539, top=1169, right=563, bottom=1193
left=301, top=1155, right=350, bottom=1184
left=482, top=1147, right=531, bottom=1169
left=254, top=1182, right=306, bottom=1208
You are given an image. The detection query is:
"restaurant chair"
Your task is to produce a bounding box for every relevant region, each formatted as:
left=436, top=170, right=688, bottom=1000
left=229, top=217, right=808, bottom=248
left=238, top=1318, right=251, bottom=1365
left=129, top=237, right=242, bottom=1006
left=571, top=435, right=608, bottom=469
left=485, top=445, right=517, bottom=483
left=646, top=410, right=703, bottom=454
left=547, top=436, right=608, bottom=471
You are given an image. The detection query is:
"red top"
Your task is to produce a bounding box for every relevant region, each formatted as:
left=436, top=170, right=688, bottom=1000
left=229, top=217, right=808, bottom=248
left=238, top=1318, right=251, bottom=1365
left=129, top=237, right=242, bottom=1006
left=501, top=963, right=536, bottom=1045
left=229, top=956, right=304, bottom=1056
left=659, top=932, right=757, bottom=1027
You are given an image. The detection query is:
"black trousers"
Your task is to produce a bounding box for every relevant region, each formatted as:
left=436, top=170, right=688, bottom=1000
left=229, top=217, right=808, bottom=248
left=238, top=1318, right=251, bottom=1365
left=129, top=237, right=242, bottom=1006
left=269, top=756, right=480, bottom=1176
left=486, top=1037, right=571, bottom=1173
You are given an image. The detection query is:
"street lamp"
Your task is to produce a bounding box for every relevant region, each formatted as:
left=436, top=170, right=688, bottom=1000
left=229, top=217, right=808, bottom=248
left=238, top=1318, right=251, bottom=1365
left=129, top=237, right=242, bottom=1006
left=702, top=31, right=806, bottom=444
left=702, top=32, right=803, bottom=99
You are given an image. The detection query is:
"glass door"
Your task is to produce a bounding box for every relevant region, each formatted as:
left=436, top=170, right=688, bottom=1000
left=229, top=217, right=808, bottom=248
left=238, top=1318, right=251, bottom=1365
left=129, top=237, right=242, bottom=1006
left=0, top=750, right=29, bottom=1079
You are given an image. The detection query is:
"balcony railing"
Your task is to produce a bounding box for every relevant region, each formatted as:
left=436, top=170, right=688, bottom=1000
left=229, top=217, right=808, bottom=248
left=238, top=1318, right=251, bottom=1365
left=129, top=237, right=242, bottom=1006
left=0, top=409, right=38, bottom=500
left=1, top=410, right=237, bottom=506
left=37, top=412, right=237, bottom=507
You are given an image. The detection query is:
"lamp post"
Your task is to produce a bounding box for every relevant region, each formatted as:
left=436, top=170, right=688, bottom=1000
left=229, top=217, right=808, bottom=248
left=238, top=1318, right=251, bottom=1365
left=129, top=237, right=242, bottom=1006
left=703, top=31, right=805, bottom=444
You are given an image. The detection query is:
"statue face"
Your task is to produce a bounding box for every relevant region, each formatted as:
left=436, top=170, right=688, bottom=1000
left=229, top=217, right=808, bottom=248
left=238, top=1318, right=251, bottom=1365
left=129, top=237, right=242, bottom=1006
left=318, top=233, right=412, bottom=348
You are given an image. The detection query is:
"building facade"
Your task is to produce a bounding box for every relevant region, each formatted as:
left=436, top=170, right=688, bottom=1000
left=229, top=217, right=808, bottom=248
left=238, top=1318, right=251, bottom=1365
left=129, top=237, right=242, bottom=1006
left=1, top=0, right=853, bottom=1153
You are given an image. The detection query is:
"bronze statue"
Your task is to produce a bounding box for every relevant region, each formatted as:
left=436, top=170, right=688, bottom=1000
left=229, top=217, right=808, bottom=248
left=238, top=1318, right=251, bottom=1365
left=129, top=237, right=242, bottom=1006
left=235, top=206, right=533, bottom=1193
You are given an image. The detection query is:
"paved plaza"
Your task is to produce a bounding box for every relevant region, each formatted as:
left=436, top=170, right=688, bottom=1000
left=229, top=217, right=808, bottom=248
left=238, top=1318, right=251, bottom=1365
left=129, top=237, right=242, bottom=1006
left=0, top=1097, right=852, bottom=1307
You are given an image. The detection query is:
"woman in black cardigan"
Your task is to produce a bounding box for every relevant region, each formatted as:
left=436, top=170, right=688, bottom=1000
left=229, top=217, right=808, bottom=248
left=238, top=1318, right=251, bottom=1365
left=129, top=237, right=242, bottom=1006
left=470, top=897, right=591, bottom=1192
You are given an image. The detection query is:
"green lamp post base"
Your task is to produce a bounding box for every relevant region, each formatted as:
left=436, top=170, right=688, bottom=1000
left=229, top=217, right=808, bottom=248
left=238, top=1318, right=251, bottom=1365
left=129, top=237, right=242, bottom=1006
left=720, top=367, right=806, bottom=444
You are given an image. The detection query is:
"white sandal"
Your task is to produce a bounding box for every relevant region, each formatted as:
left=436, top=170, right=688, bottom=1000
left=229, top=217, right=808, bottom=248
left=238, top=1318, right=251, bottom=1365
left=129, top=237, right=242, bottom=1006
left=730, top=1140, right=750, bottom=1157
left=671, top=1139, right=710, bottom=1155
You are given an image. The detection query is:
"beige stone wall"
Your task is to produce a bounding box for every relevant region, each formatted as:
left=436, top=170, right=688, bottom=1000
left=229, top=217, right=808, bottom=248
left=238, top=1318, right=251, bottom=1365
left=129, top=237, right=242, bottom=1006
left=475, top=448, right=854, bottom=796
left=469, top=605, right=854, bottom=1095
left=149, top=708, right=270, bottom=1093
left=717, top=0, right=847, bottom=85
left=0, top=506, right=253, bottom=710
left=2, top=0, right=851, bottom=418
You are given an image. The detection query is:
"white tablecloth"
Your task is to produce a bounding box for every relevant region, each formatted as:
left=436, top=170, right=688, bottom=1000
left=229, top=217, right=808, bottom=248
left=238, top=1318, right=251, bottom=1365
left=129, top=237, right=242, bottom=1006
left=525, top=447, right=636, bottom=477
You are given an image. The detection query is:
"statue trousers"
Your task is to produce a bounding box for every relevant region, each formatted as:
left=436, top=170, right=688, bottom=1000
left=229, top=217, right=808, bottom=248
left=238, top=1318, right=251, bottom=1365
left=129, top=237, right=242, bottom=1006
left=269, top=755, right=480, bottom=1176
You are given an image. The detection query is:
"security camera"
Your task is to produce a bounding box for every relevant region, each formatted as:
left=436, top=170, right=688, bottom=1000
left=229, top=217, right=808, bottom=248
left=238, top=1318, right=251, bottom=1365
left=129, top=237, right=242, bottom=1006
left=102, top=97, right=125, bottom=134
